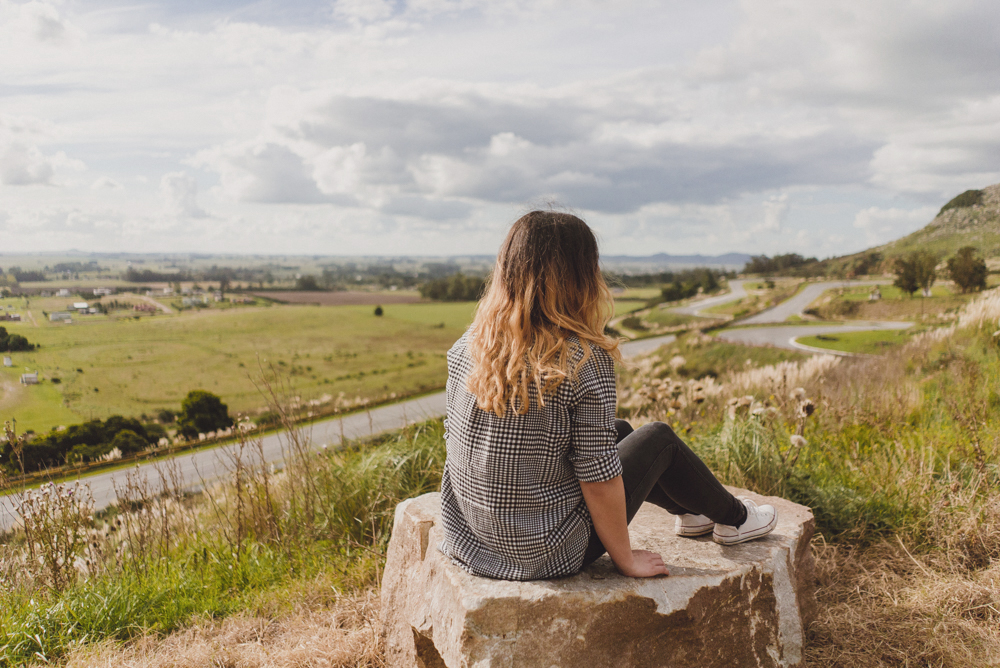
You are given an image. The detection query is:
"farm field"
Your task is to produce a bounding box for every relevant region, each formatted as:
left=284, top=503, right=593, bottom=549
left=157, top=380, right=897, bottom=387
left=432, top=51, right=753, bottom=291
left=0, top=299, right=476, bottom=433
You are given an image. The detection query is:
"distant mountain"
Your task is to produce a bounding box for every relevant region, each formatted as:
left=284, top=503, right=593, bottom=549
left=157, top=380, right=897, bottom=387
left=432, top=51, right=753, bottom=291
left=601, top=252, right=751, bottom=273
left=877, top=183, right=1000, bottom=260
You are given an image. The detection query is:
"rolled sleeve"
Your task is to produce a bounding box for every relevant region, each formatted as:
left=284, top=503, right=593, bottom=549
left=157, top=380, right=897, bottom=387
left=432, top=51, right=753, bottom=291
left=568, top=346, right=621, bottom=483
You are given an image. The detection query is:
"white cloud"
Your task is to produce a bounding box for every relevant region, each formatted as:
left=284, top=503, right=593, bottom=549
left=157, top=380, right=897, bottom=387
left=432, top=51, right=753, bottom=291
left=851, top=205, right=937, bottom=245
left=0, top=0, right=997, bottom=255
left=759, top=194, right=789, bottom=232
left=160, top=172, right=207, bottom=218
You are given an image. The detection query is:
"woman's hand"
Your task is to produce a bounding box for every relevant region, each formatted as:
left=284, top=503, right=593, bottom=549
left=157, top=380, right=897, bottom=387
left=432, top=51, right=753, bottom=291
left=579, top=477, right=669, bottom=578
left=616, top=549, right=669, bottom=578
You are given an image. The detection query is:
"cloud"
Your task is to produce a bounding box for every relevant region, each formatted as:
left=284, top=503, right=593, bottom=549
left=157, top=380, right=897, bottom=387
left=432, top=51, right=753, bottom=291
left=759, top=194, right=789, bottom=232
left=159, top=172, right=207, bottom=218
left=851, top=205, right=937, bottom=245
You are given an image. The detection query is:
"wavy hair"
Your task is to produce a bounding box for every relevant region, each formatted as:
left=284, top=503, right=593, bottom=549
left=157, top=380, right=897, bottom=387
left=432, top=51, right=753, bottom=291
left=466, top=211, right=621, bottom=416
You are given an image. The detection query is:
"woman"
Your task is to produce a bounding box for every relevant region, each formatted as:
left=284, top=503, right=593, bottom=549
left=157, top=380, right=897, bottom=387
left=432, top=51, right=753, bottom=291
left=440, top=211, right=776, bottom=581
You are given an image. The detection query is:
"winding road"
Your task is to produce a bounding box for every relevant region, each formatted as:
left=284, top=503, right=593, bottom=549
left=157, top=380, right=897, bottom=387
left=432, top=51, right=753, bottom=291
left=738, top=280, right=886, bottom=324
left=670, top=279, right=748, bottom=318
left=717, top=321, right=912, bottom=354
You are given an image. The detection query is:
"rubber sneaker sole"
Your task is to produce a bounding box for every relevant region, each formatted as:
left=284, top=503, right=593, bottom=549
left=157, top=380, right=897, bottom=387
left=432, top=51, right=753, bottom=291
left=712, top=511, right=777, bottom=545
left=675, top=522, right=715, bottom=537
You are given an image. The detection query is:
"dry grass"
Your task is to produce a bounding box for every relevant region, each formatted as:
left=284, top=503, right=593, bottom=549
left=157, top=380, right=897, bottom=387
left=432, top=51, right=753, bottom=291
left=53, top=593, right=384, bottom=668
left=807, top=537, right=1000, bottom=667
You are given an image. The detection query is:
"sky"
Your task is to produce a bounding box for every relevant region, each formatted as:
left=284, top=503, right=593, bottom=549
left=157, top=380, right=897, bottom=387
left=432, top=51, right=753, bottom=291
left=1, top=0, right=999, bottom=258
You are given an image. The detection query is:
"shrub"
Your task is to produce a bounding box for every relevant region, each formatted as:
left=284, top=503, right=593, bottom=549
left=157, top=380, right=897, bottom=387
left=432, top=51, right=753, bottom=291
left=374, top=305, right=383, bottom=316
left=938, top=188, right=983, bottom=215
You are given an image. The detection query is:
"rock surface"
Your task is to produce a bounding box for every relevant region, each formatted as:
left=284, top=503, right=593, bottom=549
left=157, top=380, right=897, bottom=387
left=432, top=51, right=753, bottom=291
left=381, top=489, right=815, bottom=668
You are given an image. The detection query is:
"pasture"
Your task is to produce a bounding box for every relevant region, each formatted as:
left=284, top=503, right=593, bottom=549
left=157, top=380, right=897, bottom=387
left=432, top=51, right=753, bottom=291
left=0, top=298, right=476, bottom=433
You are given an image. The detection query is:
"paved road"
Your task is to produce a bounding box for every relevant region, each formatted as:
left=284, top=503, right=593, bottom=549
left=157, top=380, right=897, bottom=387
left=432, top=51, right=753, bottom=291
left=0, top=335, right=674, bottom=528
left=670, top=280, right=748, bottom=318
left=738, top=280, right=886, bottom=324
left=717, top=321, right=912, bottom=353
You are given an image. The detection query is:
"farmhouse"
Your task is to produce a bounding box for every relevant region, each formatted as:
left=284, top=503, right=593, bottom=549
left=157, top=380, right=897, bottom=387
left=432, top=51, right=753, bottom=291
left=93, top=287, right=115, bottom=296
left=56, top=288, right=71, bottom=297
left=20, top=372, right=38, bottom=385
left=0, top=313, right=21, bottom=321
left=49, top=312, right=72, bottom=323
left=73, top=302, right=89, bottom=311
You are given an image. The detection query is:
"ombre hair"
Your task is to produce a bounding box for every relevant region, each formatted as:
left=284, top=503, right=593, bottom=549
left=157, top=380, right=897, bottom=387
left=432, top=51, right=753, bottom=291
left=466, top=211, right=621, bottom=416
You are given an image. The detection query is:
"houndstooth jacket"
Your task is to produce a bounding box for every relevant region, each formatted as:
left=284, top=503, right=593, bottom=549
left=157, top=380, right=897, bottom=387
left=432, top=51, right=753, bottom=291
left=439, top=331, right=621, bottom=580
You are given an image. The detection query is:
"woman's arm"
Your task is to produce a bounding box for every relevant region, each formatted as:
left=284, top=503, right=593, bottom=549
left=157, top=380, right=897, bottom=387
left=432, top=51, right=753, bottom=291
left=580, top=476, right=669, bottom=578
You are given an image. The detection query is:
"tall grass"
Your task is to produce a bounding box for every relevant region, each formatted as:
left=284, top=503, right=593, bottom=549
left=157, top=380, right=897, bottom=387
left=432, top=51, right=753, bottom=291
left=0, top=393, right=445, bottom=666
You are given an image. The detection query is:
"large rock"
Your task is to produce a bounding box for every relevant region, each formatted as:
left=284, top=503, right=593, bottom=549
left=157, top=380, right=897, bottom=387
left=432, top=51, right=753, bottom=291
left=381, top=489, right=815, bottom=668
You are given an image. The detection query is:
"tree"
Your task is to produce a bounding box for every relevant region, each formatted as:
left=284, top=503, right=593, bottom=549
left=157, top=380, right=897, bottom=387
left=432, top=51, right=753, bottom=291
left=0, top=327, right=35, bottom=352
left=374, top=305, right=384, bottom=316
left=946, top=246, right=988, bottom=293
left=177, top=390, right=232, bottom=440
left=893, top=251, right=936, bottom=297
left=295, top=275, right=321, bottom=291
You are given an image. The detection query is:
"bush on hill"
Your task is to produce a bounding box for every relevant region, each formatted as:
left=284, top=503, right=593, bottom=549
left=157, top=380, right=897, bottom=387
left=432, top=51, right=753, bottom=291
left=938, top=188, right=983, bottom=216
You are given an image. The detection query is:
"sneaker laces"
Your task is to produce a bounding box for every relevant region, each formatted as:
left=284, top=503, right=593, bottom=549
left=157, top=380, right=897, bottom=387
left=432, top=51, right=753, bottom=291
left=738, top=496, right=763, bottom=518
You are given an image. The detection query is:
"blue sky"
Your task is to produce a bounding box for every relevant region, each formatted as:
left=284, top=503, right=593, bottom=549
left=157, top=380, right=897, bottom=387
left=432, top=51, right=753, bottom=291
left=2, top=0, right=999, bottom=257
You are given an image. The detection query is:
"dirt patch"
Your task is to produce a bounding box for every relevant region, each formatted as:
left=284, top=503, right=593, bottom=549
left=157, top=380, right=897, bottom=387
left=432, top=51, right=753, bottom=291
left=252, top=291, right=422, bottom=306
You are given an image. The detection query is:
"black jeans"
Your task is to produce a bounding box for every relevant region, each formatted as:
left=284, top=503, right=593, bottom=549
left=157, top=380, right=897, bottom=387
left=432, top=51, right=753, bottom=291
left=581, top=420, right=747, bottom=567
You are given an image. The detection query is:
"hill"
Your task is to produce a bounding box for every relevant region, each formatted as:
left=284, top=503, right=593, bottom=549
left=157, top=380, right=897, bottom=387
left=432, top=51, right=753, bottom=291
left=878, top=183, right=1000, bottom=259
left=778, top=183, right=1000, bottom=278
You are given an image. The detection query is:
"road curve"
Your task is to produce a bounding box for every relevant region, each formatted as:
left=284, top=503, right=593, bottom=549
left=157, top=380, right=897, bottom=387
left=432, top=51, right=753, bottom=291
left=671, top=280, right=748, bottom=318
left=717, top=321, right=913, bottom=352
left=738, top=280, right=887, bottom=324
left=0, top=334, right=674, bottom=528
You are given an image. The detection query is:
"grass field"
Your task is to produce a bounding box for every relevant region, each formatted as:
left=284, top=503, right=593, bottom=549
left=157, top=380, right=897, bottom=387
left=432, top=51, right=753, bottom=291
left=807, top=283, right=973, bottom=321
left=796, top=328, right=917, bottom=355
left=0, top=298, right=476, bottom=433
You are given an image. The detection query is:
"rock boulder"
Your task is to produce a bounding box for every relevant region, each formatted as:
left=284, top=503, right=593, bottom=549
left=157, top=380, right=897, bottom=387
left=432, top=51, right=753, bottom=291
left=381, top=488, right=815, bottom=668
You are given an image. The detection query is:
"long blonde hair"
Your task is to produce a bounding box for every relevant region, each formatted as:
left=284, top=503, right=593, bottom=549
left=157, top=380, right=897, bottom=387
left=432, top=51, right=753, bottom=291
left=466, top=211, right=621, bottom=416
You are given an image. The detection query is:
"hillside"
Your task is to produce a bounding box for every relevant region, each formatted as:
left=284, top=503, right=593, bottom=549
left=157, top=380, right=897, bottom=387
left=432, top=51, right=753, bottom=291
left=878, top=182, right=1000, bottom=259
left=808, top=183, right=1000, bottom=277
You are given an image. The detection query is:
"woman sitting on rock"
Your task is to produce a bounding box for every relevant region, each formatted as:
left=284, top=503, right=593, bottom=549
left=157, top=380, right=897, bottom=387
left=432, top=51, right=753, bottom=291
left=440, top=211, right=777, bottom=580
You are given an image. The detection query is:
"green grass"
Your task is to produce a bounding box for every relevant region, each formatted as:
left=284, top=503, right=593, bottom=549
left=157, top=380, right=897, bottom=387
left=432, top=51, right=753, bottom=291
left=0, top=301, right=476, bottom=433
left=796, top=329, right=916, bottom=354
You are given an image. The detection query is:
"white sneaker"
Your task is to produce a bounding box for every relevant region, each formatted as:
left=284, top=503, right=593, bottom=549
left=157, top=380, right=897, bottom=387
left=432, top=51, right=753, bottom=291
left=713, top=497, right=777, bottom=545
left=675, top=514, right=715, bottom=537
